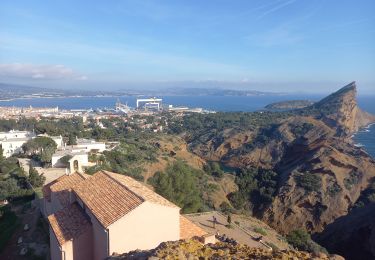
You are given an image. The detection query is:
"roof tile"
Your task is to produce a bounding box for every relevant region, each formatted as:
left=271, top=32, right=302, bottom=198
left=48, top=202, right=92, bottom=246
left=73, top=171, right=144, bottom=228
left=49, top=173, right=90, bottom=208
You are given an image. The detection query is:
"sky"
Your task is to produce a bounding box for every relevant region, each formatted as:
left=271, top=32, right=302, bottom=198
left=0, top=0, right=374, bottom=94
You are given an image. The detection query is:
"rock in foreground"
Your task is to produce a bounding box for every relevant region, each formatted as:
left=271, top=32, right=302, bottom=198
left=109, top=239, right=343, bottom=260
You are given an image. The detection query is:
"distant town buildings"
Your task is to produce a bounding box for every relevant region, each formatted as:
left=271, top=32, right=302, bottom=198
left=43, top=170, right=212, bottom=260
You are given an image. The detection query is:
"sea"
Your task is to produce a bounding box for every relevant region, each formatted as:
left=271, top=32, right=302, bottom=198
left=0, top=94, right=374, bottom=158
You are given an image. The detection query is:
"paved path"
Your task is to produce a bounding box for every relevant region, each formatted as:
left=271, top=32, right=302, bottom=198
left=185, top=211, right=268, bottom=249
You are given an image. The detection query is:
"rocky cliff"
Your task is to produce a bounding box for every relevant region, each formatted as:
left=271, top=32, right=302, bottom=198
left=314, top=203, right=375, bottom=260
left=308, top=81, right=375, bottom=134
left=186, top=83, right=375, bottom=235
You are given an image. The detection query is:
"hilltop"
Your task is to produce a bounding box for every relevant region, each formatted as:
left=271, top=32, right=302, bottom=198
left=305, top=81, right=375, bottom=134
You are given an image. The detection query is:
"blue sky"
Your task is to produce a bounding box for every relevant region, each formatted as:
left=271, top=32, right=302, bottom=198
left=0, top=0, right=374, bottom=93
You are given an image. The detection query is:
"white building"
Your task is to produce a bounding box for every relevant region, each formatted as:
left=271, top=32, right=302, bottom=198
left=51, top=138, right=106, bottom=172
left=51, top=150, right=89, bottom=168
left=75, top=138, right=106, bottom=153
left=0, top=130, right=35, bottom=157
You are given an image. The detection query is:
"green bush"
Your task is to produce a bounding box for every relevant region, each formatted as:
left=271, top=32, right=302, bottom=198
left=253, top=227, right=267, bottom=236
left=28, top=166, right=46, bottom=188
left=228, top=167, right=279, bottom=213
left=219, top=201, right=232, bottom=213
left=344, top=171, right=361, bottom=190
left=286, top=229, right=327, bottom=254
left=327, top=182, right=342, bottom=197
left=295, top=172, right=321, bottom=193
left=148, top=160, right=203, bottom=213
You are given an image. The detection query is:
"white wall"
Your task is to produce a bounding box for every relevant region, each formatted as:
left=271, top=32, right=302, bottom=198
left=0, top=139, right=30, bottom=157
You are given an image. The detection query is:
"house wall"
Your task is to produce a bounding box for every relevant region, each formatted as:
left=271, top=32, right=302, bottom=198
left=71, top=225, right=94, bottom=260
left=108, top=202, right=180, bottom=254
left=82, top=206, right=108, bottom=260
left=0, top=139, right=29, bottom=157
left=52, top=137, right=64, bottom=148
left=50, top=228, right=63, bottom=260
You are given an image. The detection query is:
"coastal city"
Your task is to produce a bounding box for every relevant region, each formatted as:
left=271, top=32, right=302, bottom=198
left=0, top=97, right=211, bottom=120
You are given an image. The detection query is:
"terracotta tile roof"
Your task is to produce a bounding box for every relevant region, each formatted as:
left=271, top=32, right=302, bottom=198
left=180, top=215, right=207, bottom=239
left=48, top=202, right=92, bottom=246
left=103, top=171, right=179, bottom=209
left=49, top=173, right=90, bottom=208
left=73, top=171, right=144, bottom=228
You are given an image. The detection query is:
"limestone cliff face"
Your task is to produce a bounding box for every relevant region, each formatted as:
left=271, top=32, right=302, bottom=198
left=187, top=83, right=375, bottom=235
left=262, top=133, right=375, bottom=234
left=311, top=81, right=375, bottom=134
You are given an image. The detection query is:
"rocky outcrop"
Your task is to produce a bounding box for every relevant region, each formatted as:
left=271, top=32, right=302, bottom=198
left=314, top=203, right=375, bottom=260
left=310, top=81, right=375, bottom=134
left=187, top=83, right=375, bottom=235
left=262, top=135, right=375, bottom=234
left=109, top=239, right=344, bottom=260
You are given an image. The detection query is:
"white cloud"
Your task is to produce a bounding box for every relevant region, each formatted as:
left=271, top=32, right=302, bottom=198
left=0, top=63, right=87, bottom=80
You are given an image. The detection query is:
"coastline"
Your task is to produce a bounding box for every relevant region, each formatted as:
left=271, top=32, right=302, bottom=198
left=351, top=123, right=375, bottom=156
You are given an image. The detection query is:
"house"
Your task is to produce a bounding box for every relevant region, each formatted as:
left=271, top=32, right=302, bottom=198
left=50, top=138, right=107, bottom=173
left=0, top=130, right=35, bottom=157
left=51, top=149, right=89, bottom=172
left=43, top=170, right=210, bottom=260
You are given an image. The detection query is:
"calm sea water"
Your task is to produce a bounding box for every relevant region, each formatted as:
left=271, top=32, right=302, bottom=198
left=352, top=124, right=375, bottom=158
left=0, top=94, right=374, bottom=157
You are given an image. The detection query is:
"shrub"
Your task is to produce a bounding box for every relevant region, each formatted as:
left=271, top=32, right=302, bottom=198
left=327, top=182, right=342, bottom=197
left=148, top=161, right=203, bottom=213
left=28, top=166, right=46, bottom=188
left=295, top=172, right=321, bottom=193
left=228, top=167, right=279, bottom=213
left=253, top=227, right=267, bottom=236
left=286, top=229, right=327, bottom=254
left=344, top=171, right=361, bottom=190
left=219, top=201, right=232, bottom=213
